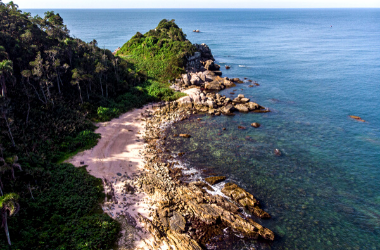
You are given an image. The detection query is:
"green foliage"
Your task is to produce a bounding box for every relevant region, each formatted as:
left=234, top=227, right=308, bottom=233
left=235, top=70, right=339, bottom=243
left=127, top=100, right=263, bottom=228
left=55, top=130, right=101, bottom=163
left=145, top=80, right=186, bottom=101
left=0, top=164, right=119, bottom=249
left=0, top=193, right=19, bottom=215
left=0, top=3, right=192, bottom=248
left=97, top=106, right=120, bottom=121
left=117, top=19, right=196, bottom=80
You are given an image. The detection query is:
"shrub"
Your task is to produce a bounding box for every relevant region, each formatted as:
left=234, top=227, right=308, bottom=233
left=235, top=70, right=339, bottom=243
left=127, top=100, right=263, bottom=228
left=97, top=106, right=120, bottom=121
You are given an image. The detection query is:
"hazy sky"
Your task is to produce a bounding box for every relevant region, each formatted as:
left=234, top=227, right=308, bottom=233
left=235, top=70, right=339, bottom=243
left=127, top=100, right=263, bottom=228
left=10, top=0, right=380, bottom=9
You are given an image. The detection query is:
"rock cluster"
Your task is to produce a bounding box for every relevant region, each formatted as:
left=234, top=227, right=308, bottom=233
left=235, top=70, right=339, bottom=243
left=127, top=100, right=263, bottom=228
left=131, top=104, right=274, bottom=249
left=185, top=43, right=214, bottom=72
left=177, top=88, right=267, bottom=116
left=222, top=183, right=271, bottom=219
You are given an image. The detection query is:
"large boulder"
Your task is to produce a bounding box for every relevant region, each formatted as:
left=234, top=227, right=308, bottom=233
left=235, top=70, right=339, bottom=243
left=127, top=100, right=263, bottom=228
left=233, top=97, right=242, bottom=103
left=177, top=96, right=193, bottom=109
left=196, top=71, right=206, bottom=82
left=234, top=104, right=249, bottom=112
left=223, top=79, right=236, bottom=88
left=205, top=80, right=223, bottom=90
left=222, top=104, right=236, bottom=114
left=224, top=98, right=231, bottom=105
left=190, top=73, right=202, bottom=86
left=222, top=183, right=270, bottom=219
left=206, top=99, right=217, bottom=109
left=248, top=102, right=260, bottom=111
left=205, top=176, right=226, bottom=185
left=204, top=60, right=220, bottom=71
left=169, top=211, right=186, bottom=233
left=182, top=88, right=203, bottom=105
left=182, top=73, right=190, bottom=85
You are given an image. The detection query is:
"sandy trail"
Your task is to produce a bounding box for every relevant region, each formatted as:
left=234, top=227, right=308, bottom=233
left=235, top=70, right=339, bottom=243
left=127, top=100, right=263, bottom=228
left=67, top=105, right=166, bottom=250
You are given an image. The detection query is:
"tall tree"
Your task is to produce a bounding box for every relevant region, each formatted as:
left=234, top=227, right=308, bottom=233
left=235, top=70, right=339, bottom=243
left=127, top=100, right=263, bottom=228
left=0, top=60, right=13, bottom=97
left=0, top=193, right=20, bottom=246
left=30, top=53, right=48, bottom=104
left=71, top=68, right=83, bottom=103
left=0, top=156, right=22, bottom=196
left=95, top=62, right=106, bottom=97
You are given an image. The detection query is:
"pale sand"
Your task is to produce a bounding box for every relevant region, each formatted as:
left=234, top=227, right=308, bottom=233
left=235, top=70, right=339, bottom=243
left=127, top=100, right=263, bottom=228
left=67, top=105, right=168, bottom=250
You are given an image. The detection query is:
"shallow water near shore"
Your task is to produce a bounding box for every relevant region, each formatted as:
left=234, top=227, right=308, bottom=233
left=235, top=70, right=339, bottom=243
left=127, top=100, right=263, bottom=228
left=27, top=8, right=380, bottom=249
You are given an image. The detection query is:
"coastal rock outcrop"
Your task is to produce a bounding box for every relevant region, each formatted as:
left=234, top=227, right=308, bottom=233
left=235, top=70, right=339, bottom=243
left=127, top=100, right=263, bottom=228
left=205, top=176, right=226, bottom=185
left=130, top=102, right=275, bottom=249
left=222, top=183, right=271, bottom=219
left=205, top=60, right=220, bottom=71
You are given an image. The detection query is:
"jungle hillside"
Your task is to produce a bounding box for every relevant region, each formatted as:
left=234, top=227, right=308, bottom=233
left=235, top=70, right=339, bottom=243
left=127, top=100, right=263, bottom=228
left=0, top=1, right=195, bottom=248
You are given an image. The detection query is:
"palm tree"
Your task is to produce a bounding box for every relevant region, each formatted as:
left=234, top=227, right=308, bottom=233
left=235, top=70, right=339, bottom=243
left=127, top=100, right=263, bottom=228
left=71, top=68, right=83, bottom=103
left=95, top=62, right=106, bottom=97
left=0, top=60, right=13, bottom=97
left=0, top=193, right=20, bottom=246
left=21, top=69, right=45, bottom=104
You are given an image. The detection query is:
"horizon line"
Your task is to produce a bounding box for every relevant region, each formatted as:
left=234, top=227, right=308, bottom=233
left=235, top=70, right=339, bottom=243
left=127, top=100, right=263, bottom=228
left=23, top=7, right=380, bottom=9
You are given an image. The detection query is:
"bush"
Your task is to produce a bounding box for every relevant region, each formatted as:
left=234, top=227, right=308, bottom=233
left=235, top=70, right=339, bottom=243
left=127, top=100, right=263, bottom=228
left=97, top=106, right=120, bottom=121
left=0, top=164, right=119, bottom=249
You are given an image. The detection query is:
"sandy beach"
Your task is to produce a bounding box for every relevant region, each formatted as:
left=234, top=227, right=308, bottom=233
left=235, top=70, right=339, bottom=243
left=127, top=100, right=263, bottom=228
left=67, top=104, right=166, bottom=250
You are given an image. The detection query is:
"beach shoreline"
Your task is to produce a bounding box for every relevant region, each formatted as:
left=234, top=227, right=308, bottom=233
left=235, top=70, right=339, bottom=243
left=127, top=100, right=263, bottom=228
left=67, top=104, right=168, bottom=249
left=67, top=40, right=275, bottom=249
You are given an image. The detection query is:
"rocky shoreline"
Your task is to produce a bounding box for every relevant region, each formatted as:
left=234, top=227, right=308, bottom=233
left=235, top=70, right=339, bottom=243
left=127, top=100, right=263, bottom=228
left=117, top=44, right=275, bottom=249
left=100, top=43, right=275, bottom=249
left=131, top=101, right=274, bottom=250
left=172, top=43, right=269, bottom=116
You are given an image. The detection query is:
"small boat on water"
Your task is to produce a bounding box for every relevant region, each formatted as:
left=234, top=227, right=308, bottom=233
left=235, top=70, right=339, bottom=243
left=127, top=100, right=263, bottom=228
left=239, top=65, right=246, bottom=68
left=193, top=30, right=200, bottom=33
left=225, top=65, right=231, bottom=69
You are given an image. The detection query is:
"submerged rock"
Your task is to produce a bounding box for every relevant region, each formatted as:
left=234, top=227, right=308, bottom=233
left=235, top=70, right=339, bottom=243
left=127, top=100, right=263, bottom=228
left=251, top=122, right=261, bottom=128
left=179, top=134, right=191, bottom=138
left=274, top=149, right=281, bottom=156
left=349, top=115, right=365, bottom=122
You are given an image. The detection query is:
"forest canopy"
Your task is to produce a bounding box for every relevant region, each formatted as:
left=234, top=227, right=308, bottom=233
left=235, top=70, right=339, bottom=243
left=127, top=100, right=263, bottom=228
left=0, top=1, right=195, bottom=248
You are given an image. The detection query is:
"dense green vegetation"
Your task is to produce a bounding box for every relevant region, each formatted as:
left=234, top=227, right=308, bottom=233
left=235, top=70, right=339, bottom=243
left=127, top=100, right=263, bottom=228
left=117, top=19, right=196, bottom=100
left=0, top=1, right=195, bottom=248
left=118, top=19, right=196, bottom=79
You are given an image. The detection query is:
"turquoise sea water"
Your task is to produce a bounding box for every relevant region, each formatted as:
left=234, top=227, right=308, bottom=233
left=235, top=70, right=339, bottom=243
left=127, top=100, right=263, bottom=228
left=27, top=9, right=380, bottom=249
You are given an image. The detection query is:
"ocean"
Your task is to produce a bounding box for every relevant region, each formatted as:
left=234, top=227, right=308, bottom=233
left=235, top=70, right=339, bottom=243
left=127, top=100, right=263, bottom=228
left=26, top=8, right=380, bottom=249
